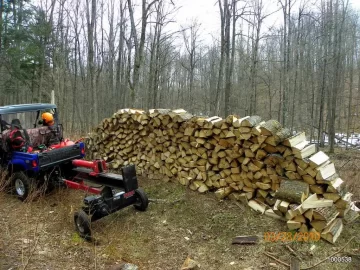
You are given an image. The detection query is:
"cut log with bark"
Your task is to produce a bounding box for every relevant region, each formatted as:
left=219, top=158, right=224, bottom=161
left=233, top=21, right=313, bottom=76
left=287, top=220, right=302, bottom=230
left=215, top=187, right=233, bottom=200
left=241, top=116, right=262, bottom=127
left=309, top=151, right=329, bottom=168
left=326, top=177, right=346, bottom=194
left=273, top=200, right=283, bottom=216
left=302, top=194, right=333, bottom=209
left=283, top=132, right=306, bottom=147
left=312, top=205, right=339, bottom=223
left=275, top=179, right=309, bottom=204
left=260, top=120, right=282, bottom=136
left=278, top=201, right=290, bottom=213
left=310, top=220, right=327, bottom=231
left=304, top=209, right=313, bottom=222
left=286, top=204, right=300, bottom=220
left=292, top=215, right=306, bottom=223
left=316, top=163, right=336, bottom=181
left=321, top=218, right=343, bottom=244
left=335, top=193, right=352, bottom=209
left=265, top=209, right=285, bottom=220
left=248, top=200, right=268, bottom=214
left=297, top=145, right=317, bottom=159
left=343, top=210, right=359, bottom=224
left=323, top=193, right=341, bottom=202
left=233, top=116, right=250, bottom=127
left=310, top=184, right=327, bottom=194
left=343, top=202, right=359, bottom=224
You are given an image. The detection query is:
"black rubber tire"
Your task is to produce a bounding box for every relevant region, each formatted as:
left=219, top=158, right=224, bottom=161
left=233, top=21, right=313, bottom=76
left=74, top=210, right=92, bottom=240
left=134, top=188, right=149, bottom=211
left=10, top=172, right=33, bottom=201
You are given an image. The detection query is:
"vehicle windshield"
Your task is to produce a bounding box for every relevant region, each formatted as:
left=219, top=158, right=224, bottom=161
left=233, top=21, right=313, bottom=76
left=1, top=109, right=56, bottom=130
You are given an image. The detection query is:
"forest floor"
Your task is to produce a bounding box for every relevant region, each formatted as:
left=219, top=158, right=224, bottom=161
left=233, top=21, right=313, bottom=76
left=0, top=148, right=359, bottom=270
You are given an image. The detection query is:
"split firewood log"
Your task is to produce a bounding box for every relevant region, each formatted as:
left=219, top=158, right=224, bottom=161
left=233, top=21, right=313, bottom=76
left=320, top=218, right=343, bottom=244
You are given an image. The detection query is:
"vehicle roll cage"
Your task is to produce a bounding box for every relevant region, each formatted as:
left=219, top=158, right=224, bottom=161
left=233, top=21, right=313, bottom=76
left=0, top=103, right=59, bottom=132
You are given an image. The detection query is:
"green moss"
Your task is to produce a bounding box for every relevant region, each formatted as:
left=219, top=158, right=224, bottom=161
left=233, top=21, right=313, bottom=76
left=71, top=232, right=84, bottom=244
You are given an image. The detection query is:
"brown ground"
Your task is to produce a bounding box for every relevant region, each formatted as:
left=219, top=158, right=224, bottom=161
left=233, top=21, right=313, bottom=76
left=0, top=149, right=359, bottom=270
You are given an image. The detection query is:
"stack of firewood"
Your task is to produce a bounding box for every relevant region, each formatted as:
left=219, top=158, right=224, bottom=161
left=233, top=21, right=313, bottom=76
left=86, top=108, right=359, bottom=243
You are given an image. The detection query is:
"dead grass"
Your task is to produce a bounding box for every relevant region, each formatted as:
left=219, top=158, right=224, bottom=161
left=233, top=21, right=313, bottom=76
left=0, top=176, right=359, bottom=270
left=321, top=147, right=360, bottom=200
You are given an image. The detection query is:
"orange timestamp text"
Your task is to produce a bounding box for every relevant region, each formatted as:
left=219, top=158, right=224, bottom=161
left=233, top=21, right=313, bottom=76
left=264, top=231, right=321, bottom=242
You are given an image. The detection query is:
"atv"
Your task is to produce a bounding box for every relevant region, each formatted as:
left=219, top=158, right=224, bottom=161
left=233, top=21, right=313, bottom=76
left=0, top=103, right=83, bottom=199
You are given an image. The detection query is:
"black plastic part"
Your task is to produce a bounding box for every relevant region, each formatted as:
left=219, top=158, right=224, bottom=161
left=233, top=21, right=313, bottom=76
left=74, top=210, right=92, bottom=240
left=83, top=195, right=103, bottom=205
left=100, top=186, right=113, bottom=199
left=73, top=167, right=138, bottom=191
left=38, top=143, right=83, bottom=168
left=121, top=164, right=138, bottom=192
left=134, top=188, right=149, bottom=211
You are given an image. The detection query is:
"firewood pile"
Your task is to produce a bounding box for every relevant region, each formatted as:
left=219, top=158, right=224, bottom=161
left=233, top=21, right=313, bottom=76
left=86, top=108, right=359, bottom=243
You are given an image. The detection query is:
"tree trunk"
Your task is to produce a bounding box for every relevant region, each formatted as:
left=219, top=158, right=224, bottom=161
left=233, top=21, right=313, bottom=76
left=0, top=0, right=3, bottom=54
left=215, top=0, right=225, bottom=116
left=86, top=0, right=98, bottom=125
left=224, top=0, right=231, bottom=117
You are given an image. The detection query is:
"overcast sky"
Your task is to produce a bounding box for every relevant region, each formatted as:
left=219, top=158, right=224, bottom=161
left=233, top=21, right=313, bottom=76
left=172, top=0, right=360, bottom=44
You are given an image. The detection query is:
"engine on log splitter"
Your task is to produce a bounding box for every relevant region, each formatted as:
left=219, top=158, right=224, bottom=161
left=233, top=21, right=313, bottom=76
left=63, top=159, right=148, bottom=240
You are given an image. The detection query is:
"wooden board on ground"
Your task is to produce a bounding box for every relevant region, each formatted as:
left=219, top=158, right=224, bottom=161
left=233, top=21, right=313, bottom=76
left=232, top=235, right=259, bottom=245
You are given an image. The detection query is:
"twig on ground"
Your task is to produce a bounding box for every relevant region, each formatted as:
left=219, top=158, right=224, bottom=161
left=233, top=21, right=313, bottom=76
left=149, top=197, right=184, bottom=204
left=338, top=159, right=353, bottom=170
left=235, top=202, right=245, bottom=211
left=170, top=198, right=185, bottom=205
left=264, top=252, right=290, bottom=267
left=22, top=213, right=42, bottom=270
left=285, top=245, right=303, bottom=262
left=148, top=198, right=168, bottom=203
left=301, top=236, right=356, bottom=270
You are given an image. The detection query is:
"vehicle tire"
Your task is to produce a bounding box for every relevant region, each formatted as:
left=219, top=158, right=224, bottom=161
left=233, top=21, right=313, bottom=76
left=134, top=188, right=149, bottom=211
left=74, top=210, right=92, bottom=240
left=10, top=172, right=33, bottom=201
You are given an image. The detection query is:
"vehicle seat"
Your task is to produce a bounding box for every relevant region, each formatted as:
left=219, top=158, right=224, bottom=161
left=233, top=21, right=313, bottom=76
left=11, top=119, right=22, bottom=129
left=0, top=119, right=27, bottom=152
left=27, top=127, right=57, bottom=148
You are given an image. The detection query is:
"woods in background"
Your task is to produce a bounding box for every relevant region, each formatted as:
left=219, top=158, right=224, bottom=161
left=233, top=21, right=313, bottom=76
left=0, top=0, right=359, bottom=153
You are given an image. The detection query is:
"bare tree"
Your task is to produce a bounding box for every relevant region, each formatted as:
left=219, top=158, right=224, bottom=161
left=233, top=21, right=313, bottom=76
left=127, top=0, right=159, bottom=106
left=181, top=20, right=201, bottom=111
left=85, top=0, right=98, bottom=125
